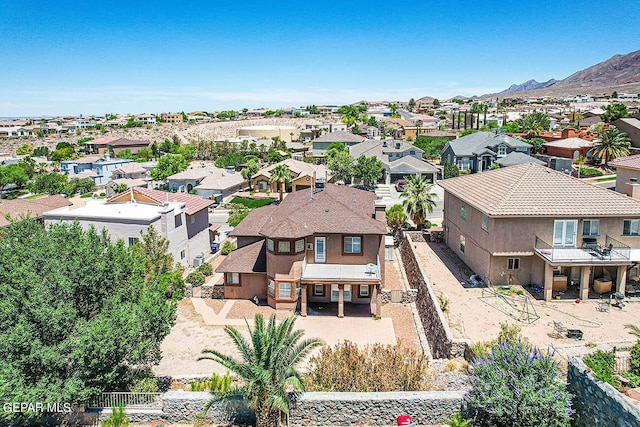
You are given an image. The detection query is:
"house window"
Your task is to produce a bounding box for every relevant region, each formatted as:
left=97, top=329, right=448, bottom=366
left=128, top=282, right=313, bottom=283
left=279, top=282, right=292, bottom=299
left=227, top=272, right=239, bottom=284
left=410, top=150, right=416, bottom=155
left=461, top=204, right=467, bottom=220
left=175, top=215, right=182, bottom=228
left=128, top=237, right=139, bottom=246
left=460, top=235, right=465, bottom=254
left=481, top=214, right=488, bottom=232
left=268, top=280, right=275, bottom=297
left=507, top=258, right=520, bottom=270
left=624, top=220, right=640, bottom=236
left=180, top=250, right=185, bottom=260
left=344, top=236, right=362, bottom=254
left=314, top=284, right=325, bottom=296
left=277, top=240, right=291, bottom=253
left=190, top=215, right=195, bottom=225
left=359, top=285, right=369, bottom=297
left=295, top=239, right=305, bottom=253
left=553, top=220, right=577, bottom=247
left=267, top=238, right=274, bottom=252
left=582, top=219, right=599, bottom=236
left=497, top=145, right=507, bottom=156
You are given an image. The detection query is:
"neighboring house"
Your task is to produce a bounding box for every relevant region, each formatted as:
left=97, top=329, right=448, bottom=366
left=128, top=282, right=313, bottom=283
left=167, top=163, right=244, bottom=203
left=60, top=154, right=133, bottom=185
left=440, top=131, right=531, bottom=172
left=161, top=113, right=184, bottom=123
left=350, top=139, right=439, bottom=184
left=359, top=125, right=380, bottom=139
left=610, top=154, right=640, bottom=194
left=251, top=159, right=329, bottom=194
left=84, top=136, right=151, bottom=155
left=613, top=118, right=640, bottom=148
left=0, top=127, right=33, bottom=137
left=216, top=183, right=387, bottom=317
left=0, top=195, right=71, bottom=227
left=543, top=138, right=594, bottom=161
left=43, top=187, right=214, bottom=266
left=106, top=162, right=151, bottom=196
left=84, top=136, right=121, bottom=154
left=72, top=118, right=96, bottom=129
left=134, top=114, right=157, bottom=125
left=495, top=152, right=546, bottom=167
left=439, top=163, right=640, bottom=302
left=310, top=131, right=365, bottom=160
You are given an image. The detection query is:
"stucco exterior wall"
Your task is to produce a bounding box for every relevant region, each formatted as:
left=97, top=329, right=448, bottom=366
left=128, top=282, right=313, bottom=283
left=225, top=273, right=267, bottom=299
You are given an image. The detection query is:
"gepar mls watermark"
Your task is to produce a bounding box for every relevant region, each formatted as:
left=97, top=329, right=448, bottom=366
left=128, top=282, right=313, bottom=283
left=3, top=402, right=73, bottom=414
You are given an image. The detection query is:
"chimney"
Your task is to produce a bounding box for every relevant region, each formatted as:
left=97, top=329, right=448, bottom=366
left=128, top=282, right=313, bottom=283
left=624, top=177, right=640, bottom=199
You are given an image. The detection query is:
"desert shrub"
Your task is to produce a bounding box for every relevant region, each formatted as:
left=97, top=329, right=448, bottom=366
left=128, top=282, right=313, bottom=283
left=470, top=322, right=526, bottom=360
left=438, top=294, right=450, bottom=312
left=197, top=262, right=213, bottom=277
left=466, top=341, right=573, bottom=427
left=583, top=350, right=621, bottom=389
left=221, top=241, right=236, bottom=255
left=441, top=412, right=472, bottom=427
left=578, top=167, right=603, bottom=177
left=185, top=271, right=205, bottom=286
left=190, top=372, right=234, bottom=392
left=305, top=341, right=430, bottom=392
left=443, top=358, right=469, bottom=373
left=631, top=342, right=640, bottom=376
left=130, top=377, right=158, bottom=393
left=101, top=404, right=129, bottom=427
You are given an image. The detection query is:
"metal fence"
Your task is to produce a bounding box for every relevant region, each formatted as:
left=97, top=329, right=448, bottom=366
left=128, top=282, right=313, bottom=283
left=87, top=392, right=163, bottom=409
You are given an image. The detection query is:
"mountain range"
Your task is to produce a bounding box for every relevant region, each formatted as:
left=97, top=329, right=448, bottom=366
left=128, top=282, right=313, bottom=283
left=482, top=49, right=640, bottom=98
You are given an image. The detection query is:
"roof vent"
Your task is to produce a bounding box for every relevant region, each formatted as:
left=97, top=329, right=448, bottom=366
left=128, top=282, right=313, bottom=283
left=395, top=142, right=401, bottom=149
left=631, top=178, right=638, bottom=183
left=383, top=141, right=387, bottom=147
left=324, top=208, right=329, bottom=213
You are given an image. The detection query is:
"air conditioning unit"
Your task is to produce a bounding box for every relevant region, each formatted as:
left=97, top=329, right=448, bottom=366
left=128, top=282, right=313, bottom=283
left=193, top=254, right=204, bottom=268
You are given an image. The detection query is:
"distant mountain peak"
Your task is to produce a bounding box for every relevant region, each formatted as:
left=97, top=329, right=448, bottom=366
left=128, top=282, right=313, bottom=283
left=493, top=79, right=557, bottom=95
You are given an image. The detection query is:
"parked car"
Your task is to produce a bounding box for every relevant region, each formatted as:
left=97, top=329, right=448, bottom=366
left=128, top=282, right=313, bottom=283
left=395, top=180, right=406, bottom=192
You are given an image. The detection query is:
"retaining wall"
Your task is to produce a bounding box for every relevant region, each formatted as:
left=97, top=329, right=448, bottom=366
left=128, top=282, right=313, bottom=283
left=568, top=357, right=640, bottom=427
left=399, top=234, right=471, bottom=359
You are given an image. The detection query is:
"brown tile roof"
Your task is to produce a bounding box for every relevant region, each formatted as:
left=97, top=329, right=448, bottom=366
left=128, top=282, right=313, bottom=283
left=0, top=195, right=72, bottom=227
left=313, top=131, right=365, bottom=144
left=107, top=187, right=213, bottom=215
left=108, top=138, right=150, bottom=147
left=231, top=184, right=386, bottom=239
left=439, top=163, right=640, bottom=217
left=85, top=136, right=119, bottom=146
left=216, top=240, right=266, bottom=273
left=610, top=154, right=640, bottom=170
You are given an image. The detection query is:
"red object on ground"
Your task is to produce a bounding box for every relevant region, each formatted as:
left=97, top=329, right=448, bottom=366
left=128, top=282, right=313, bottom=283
left=575, top=298, right=581, bottom=303
left=397, top=415, right=413, bottom=425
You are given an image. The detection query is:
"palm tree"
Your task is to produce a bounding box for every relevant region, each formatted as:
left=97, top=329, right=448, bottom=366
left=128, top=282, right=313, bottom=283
left=519, top=112, right=550, bottom=138
left=269, top=164, right=292, bottom=201
left=386, top=204, right=408, bottom=244
left=400, top=176, right=438, bottom=229
left=593, top=127, right=630, bottom=166
left=625, top=324, right=640, bottom=339
left=198, top=314, right=322, bottom=427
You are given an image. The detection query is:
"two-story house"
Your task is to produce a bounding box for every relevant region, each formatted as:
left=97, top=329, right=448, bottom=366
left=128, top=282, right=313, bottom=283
left=216, top=184, right=387, bottom=317
left=251, top=159, right=330, bottom=195
left=440, top=131, right=531, bottom=172
left=60, top=154, right=134, bottom=185
left=350, top=139, right=439, bottom=184
left=167, top=163, right=245, bottom=204
left=43, top=187, right=214, bottom=266
left=439, top=163, right=640, bottom=301
left=310, top=131, right=365, bottom=161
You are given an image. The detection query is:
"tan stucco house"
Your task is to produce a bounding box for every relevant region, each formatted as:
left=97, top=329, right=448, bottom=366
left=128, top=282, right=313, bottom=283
left=251, top=159, right=330, bottom=195
left=439, top=163, right=640, bottom=301
left=216, top=184, right=387, bottom=317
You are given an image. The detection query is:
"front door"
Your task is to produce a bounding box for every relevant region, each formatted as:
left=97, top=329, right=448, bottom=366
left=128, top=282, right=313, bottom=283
left=315, top=237, right=326, bottom=263
left=330, top=284, right=352, bottom=302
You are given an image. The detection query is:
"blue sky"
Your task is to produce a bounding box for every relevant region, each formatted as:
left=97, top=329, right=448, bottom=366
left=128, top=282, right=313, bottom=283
left=1, top=0, right=639, bottom=116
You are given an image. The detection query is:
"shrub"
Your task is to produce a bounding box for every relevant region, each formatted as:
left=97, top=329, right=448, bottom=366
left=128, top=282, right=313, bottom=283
left=185, top=271, right=206, bottom=286
left=470, top=322, right=526, bottom=360
left=221, top=241, right=236, bottom=255
left=197, top=262, right=213, bottom=277
left=630, top=342, right=640, bottom=376
left=438, top=294, right=450, bottom=312
left=583, top=350, right=621, bottom=389
left=441, top=412, right=472, bottom=427
left=130, top=377, right=158, bottom=393
left=101, top=404, right=130, bottom=427
left=578, top=166, right=603, bottom=177
left=466, top=341, right=573, bottom=427
left=190, top=372, right=234, bottom=392
left=305, top=341, right=431, bottom=392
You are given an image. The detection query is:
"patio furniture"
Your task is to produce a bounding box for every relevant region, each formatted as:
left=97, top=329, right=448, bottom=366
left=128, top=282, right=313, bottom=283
left=567, top=329, right=584, bottom=339
left=596, top=243, right=613, bottom=260
left=594, top=277, right=613, bottom=294
left=552, top=321, right=568, bottom=338
left=611, top=292, right=626, bottom=308
left=582, top=238, right=599, bottom=250
left=597, top=296, right=610, bottom=312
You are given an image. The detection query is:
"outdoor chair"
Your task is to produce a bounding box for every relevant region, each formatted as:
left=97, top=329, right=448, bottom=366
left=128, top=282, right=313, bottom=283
left=597, top=243, right=613, bottom=260
left=597, top=296, right=610, bottom=312
left=552, top=321, right=567, bottom=338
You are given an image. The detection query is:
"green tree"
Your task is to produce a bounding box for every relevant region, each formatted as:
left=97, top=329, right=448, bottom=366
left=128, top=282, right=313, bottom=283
left=116, top=149, right=135, bottom=159
left=0, top=219, right=177, bottom=424
left=198, top=314, right=322, bottom=427
left=433, top=98, right=441, bottom=107
left=135, top=225, right=178, bottom=284
left=526, top=137, right=546, bottom=155
left=326, top=142, right=347, bottom=159
left=519, top=112, right=550, bottom=138
left=593, top=127, right=631, bottom=165
left=227, top=203, right=251, bottom=227
left=413, top=136, right=449, bottom=159
left=112, top=182, right=129, bottom=194
left=241, top=159, right=260, bottom=188
left=400, top=176, right=438, bottom=228
left=65, top=177, right=96, bottom=195
left=327, top=150, right=355, bottom=183
left=32, top=146, right=50, bottom=158
left=354, top=155, right=384, bottom=186
left=443, top=160, right=460, bottom=179
left=50, top=147, right=75, bottom=161
left=386, top=204, right=408, bottom=242
left=601, top=103, right=628, bottom=123
left=28, top=172, right=68, bottom=194
left=611, top=91, right=618, bottom=99
left=150, top=154, right=189, bottom=181
left=215, top=153, right=245, bottom=169
left=408, top=98, right=416, bottom=112
left=270, top=164, right=292, bottom=201
left=135, top=147, right=153, bottom=162
left=0, top=164, right=30, bottom=190
left=501, top=122, right=520, bottom=133
left=176, top=144, right=196, bottom=161
left=16, top=144, right=34, bottom=155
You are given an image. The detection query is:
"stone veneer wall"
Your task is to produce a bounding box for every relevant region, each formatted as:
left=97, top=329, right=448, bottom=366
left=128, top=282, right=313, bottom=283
left=399, top=234, right=471, bottom=359
left=95, top=391, right=465, bottom=426
left=568, top=358, right=640, bottom=427
left=200, top=283, right=224, bottom=299
left=380, top=289, right=418, bottom=304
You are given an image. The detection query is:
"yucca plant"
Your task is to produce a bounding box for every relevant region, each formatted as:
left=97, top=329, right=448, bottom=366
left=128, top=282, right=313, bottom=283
left=101, top=404, right=129, bottom=427
left=190, top=372, right=234, bottom=392
left=442, top=412, right=472, bottom=427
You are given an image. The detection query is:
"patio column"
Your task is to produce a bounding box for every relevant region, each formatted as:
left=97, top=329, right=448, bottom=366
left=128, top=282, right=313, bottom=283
left=371, top=284, right=379, bottom=317
left=616, top=265, right=627, bottom=295
left=544, top=263, right=554, bottom=301
left=301, top=284, right=307, bottom=317
left=580, top=266, right=590, bottom=301
left=338, top=284, right=344, bottom=318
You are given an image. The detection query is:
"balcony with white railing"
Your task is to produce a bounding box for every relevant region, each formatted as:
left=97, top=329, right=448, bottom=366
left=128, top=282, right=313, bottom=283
left=534, top=235, right=630, bottom=265
left=301, top=255, right=381, bottom=283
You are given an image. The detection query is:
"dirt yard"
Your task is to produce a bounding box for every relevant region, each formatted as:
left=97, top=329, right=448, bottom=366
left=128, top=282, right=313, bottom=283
left=413, top=240, right=640, bottom=358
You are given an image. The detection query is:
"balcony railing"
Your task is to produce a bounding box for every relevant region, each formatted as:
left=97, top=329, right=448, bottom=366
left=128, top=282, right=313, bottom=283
left=87, top=392, right=163, bottom=410
left=534, top=235, right=630, bottom=264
